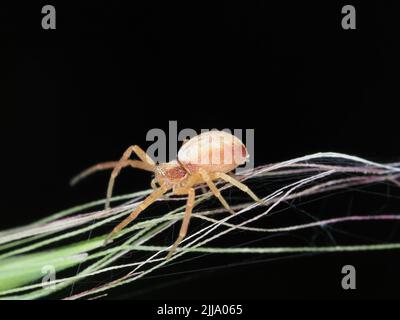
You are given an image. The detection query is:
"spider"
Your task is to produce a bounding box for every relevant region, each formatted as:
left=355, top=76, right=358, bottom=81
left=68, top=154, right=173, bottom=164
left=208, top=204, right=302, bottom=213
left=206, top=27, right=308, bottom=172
left=71, top=130, right=263, bottom=258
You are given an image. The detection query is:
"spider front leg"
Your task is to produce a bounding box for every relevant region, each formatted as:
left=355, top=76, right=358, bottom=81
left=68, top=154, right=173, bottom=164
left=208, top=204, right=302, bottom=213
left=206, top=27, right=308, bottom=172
left=166, top=187, right=196, bottom=259
left=70, top=160, right=154, bottom=186
left=106, top=145, right=156, bottom=209
left=104, top=183, right=170, bottom=244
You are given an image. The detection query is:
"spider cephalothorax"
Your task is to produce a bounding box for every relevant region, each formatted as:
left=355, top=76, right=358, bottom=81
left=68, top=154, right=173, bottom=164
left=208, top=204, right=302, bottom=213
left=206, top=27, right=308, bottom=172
left=154, top=161, right=188, bottom=186
left=72, top=130, right=262, bottom=258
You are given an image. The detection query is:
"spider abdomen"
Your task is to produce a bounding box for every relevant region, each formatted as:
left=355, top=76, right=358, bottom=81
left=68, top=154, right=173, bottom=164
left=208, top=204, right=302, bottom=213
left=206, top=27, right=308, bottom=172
left=178, top=130, right=248, bottom=174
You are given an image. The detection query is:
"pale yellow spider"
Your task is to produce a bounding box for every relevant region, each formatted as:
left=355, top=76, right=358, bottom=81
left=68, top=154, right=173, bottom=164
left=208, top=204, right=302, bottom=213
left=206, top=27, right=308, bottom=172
left=71, top=130, right=263, bottom=258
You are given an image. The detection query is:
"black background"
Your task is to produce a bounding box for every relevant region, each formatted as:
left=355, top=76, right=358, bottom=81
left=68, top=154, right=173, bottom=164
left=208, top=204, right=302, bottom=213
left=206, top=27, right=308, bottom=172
left=1, top=1, right=400, bottom=299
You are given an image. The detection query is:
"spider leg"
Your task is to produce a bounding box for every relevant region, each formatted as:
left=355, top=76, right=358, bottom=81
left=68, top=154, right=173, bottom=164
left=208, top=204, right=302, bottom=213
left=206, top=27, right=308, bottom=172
left=129, top=145, right=156, bottom=166
left=166, top=187, right=195, bottom=259
left=104, top=183, right=170, bottom=244
left=213, top=172, right=264, bottom=204
left=106, top=145, right=156, bottom=209
left=199, top=169, right=235, bottom=214
left=70, top=160, right=154, bottom=186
